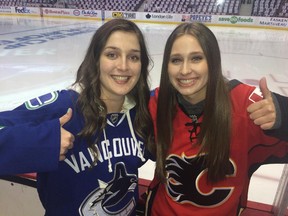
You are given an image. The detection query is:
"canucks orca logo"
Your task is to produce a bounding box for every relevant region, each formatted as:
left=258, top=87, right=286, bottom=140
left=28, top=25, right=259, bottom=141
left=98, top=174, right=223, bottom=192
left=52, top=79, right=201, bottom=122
left=79, top=162, right=137, bottom=215
left=166, top=154, right=235, bottom=207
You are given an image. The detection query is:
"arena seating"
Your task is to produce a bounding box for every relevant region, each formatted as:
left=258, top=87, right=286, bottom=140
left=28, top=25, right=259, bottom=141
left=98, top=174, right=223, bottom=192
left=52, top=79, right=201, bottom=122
left=74, top=0, right=144, bottom=11
left=146, top=0, right=241, bottom=15
left=251, top=0, right=288, bottom=17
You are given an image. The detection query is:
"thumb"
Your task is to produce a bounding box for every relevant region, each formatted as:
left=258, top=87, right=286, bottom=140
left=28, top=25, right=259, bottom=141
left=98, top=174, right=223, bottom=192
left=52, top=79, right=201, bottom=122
left=59, top=108, right=72, bottom=126
left=259, top=77, right=271, bottom=99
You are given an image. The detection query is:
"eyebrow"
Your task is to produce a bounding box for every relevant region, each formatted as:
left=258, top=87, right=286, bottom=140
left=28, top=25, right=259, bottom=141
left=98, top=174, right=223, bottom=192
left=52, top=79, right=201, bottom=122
left=170, top=51, right=204, bottom=56
left=103, top=46, right=141, bottom=53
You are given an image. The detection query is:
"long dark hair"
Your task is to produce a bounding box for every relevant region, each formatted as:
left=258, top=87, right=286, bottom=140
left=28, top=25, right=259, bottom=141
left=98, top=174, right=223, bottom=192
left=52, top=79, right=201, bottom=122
left=73, top=19, right=154, bottom=161
left=156, top=22, right=231, bottom=182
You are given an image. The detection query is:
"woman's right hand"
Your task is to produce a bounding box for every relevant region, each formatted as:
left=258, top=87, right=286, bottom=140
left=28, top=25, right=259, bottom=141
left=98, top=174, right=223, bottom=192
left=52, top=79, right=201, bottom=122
left=59, top=108, right=74, bottom=161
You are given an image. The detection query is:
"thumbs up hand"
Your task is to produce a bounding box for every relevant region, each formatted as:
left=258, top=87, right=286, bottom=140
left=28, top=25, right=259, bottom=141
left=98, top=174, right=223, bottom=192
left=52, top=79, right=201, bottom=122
left=247, top=77, right=276, bottom=130
left=59, top=108, right=74, bottom=161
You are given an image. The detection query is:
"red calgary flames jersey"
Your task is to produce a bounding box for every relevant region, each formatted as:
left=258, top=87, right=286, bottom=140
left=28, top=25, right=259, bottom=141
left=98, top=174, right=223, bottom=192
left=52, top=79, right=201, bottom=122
left=146, top=81, right=288, bottom=216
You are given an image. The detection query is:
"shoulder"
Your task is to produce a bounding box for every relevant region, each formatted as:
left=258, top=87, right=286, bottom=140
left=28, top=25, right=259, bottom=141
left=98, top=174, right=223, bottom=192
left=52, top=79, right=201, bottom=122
left=149, top=88, right=159, bottom=104
left=150, top=87, right=159, bottom=97
left=24, top=89, right=79, bottom=111
left=149, top=88, right=159, bottom=118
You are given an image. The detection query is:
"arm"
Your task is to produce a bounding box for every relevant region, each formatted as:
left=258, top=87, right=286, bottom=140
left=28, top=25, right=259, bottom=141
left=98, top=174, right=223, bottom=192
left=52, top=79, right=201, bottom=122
left=0, top=110, right=74, bottom=175
left=240, top=79, right=288, bottom=210
left=0, top=119, right=60, bottom=175
left=0, top=91, right=73, bottom=124
left=247, top=77, right=288, bottom=141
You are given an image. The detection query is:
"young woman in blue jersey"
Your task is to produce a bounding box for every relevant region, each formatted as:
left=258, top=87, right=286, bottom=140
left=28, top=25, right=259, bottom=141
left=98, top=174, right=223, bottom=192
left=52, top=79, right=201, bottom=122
left=0, top=110, right=74, bottom=175
left=146, top=22, right=288, bottom=216
left=0, top=19, right=154, bottom=216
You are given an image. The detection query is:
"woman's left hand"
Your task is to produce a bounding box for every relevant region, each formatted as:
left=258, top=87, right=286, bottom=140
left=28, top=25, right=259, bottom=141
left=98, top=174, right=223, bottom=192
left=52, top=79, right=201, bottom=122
left=247, top=77, right=276, bottom=130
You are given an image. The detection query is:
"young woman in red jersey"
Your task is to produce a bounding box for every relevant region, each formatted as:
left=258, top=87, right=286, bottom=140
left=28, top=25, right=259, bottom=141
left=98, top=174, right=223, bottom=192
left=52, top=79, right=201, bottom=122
left=146, top=22, right=288, bottom=216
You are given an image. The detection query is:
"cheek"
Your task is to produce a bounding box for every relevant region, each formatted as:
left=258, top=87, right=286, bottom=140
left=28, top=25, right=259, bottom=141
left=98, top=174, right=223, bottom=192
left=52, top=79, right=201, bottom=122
left=202, top=62, right=209, bottom=75
left=99, top=57, right=105, bottom=73
left=167, top=64, right=173, bottom=76
left=100, top=59, right=113, bottom=75
left=136, top=62, right=142, bottom=71
left=168, top=66, right=177, bottom=81
left=135, top=71, right=141, bottom=84
left=203, top=68, right=209, bottom=82
left=132, top=63, right=142, bottom=77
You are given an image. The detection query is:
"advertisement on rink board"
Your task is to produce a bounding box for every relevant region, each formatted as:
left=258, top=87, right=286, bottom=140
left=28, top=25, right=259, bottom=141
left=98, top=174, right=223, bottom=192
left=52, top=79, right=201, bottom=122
left=216, top=15, right=254, bottom=25
left=0, top=6, right=101, bottom=19
left=257, top=16, right=288, bottom=27
left=0, top=7, right=287, bottom=29
left=0, top=6, right=13, bottom=14
left=41, top=8, right=101, bottom=19
left=14, top=6, right=39, bottom=15
left=0, top=6, right=39, bottom=15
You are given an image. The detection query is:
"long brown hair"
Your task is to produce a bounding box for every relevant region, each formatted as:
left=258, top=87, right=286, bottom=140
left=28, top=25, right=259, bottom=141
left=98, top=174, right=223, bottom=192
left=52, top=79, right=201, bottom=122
left=73, top=19, right=154, bottom=160
left=156, top=22, right=231, bottom=182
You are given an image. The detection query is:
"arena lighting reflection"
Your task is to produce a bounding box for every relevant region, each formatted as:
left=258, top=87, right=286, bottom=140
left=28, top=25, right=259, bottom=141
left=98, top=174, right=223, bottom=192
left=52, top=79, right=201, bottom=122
left=216, top=0, right=225, bottom=5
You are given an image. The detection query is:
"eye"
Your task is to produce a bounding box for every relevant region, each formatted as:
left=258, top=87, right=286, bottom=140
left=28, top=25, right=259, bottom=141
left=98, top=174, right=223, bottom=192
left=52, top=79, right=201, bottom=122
left=170, top=57, right=182, bottom=65
left=106, top=52, right=117, bottom=59
left=129, top=54, right=140, bottom=62
left=191, top=55, right=203, bottom=62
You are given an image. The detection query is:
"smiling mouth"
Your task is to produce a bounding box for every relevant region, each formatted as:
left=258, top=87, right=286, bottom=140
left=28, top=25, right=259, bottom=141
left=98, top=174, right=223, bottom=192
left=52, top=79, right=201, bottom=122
left=112, top=75, right=130, bottom=81
left=178, top=78, right=197, bottom=85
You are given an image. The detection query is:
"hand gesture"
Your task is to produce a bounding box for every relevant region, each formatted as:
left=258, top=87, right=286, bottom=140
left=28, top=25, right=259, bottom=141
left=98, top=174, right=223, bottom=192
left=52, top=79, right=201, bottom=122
left=59, top=108, right=74, bottom=161
left=247, top=77, right=276, bottom=130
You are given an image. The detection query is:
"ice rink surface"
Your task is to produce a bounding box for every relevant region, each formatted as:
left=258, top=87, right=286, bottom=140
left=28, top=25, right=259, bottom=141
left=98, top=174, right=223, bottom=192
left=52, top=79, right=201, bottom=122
left=0, top=15, right=287, bottom=205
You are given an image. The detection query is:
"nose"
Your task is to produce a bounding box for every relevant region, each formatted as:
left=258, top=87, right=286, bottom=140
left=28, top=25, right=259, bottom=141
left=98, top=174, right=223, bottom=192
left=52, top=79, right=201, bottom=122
left=180, top=60, right=191, bottom=75
left=117, top=56, right=128, bottom=71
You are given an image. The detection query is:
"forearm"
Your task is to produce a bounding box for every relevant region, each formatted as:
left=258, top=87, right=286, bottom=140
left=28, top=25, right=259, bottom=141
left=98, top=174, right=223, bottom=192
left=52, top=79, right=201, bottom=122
left=0, top=119, right=60, bottom=175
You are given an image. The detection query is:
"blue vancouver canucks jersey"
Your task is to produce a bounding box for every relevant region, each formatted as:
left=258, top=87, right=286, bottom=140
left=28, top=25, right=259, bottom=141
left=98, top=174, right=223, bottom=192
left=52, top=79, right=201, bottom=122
left=0, top=89, right=149, bottom=216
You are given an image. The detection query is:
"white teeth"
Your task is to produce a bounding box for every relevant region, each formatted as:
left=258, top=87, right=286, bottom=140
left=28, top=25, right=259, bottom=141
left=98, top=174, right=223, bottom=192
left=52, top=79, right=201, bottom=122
left=179, top=79, right=193, bottom=84
left=112, top=76, right=128, bottom=81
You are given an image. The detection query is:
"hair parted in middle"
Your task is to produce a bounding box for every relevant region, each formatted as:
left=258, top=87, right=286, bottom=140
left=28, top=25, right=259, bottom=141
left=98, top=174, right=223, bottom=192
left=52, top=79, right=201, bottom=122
left=156, top=22, right=232, bottom=182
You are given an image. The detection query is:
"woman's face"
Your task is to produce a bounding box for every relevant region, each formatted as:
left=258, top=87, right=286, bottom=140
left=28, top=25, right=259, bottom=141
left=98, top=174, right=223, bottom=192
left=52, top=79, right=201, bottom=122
left=168, top=34, right=209, bottom=104
left=99, top=30, right=141, bottom=102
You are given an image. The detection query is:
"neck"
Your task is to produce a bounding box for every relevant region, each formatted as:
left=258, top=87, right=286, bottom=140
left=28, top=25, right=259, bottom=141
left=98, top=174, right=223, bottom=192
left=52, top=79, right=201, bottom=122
left=177, top=93, right=204, bottom=118
left=103, top=98, right=124, bottom=113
